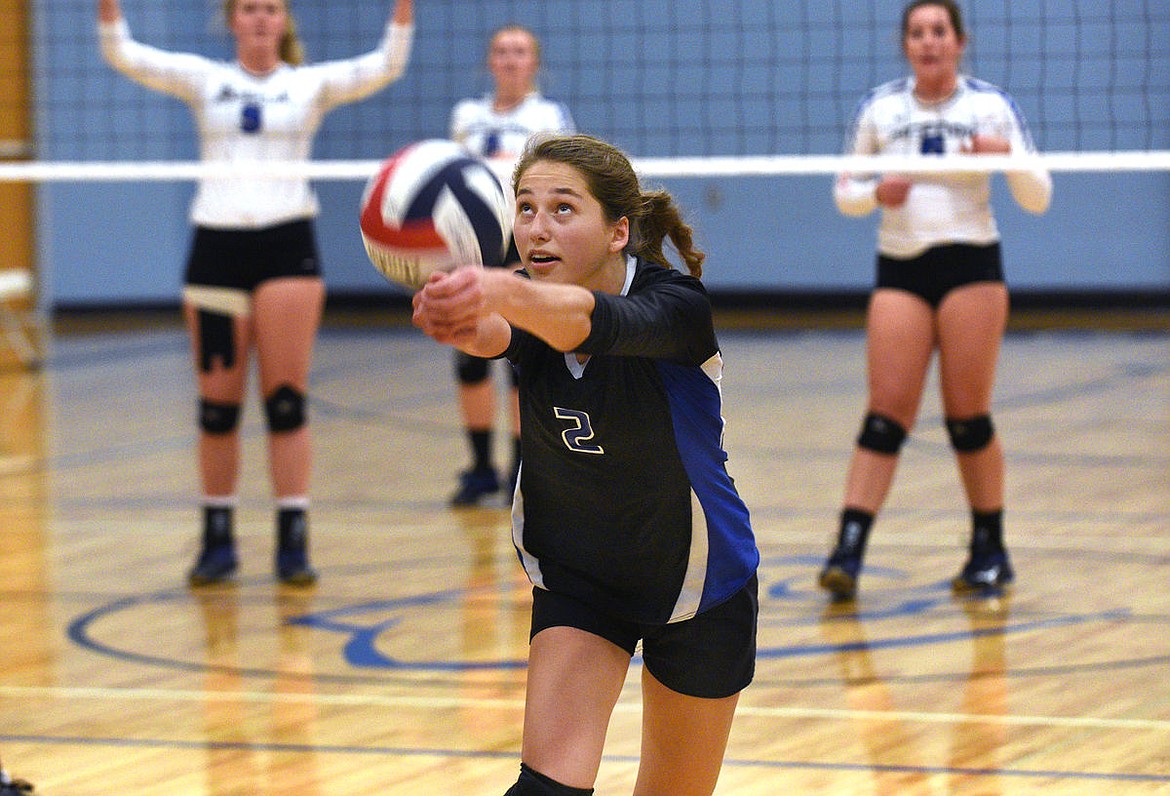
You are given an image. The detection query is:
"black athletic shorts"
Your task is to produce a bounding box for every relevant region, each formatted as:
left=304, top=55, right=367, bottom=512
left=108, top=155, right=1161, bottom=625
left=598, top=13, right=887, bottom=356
left=185, top=219, right=321, bottom=292
left=876, top=242, right=1003, bottom=308
left=529, top=575, right=758, bottom=699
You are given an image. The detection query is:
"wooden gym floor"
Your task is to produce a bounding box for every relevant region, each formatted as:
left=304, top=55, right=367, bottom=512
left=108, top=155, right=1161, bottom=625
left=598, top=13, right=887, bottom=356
left=1, top=307, right=1168, bottom=794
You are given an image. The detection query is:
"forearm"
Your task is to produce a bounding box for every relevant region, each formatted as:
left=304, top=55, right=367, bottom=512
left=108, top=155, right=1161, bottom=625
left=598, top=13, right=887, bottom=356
left=318, top=21, right=413, bottom=107
left=483, top=270, right=594, bottom=352
left=1005, top=167, right=1052, bottom=215
left=453, top=313, right=513, bottom=359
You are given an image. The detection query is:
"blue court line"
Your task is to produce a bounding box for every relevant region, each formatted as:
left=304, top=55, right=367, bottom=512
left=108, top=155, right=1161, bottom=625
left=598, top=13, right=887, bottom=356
left=757, top=610, right=1131, bottom=660
left=63, top=594, right=497, bottom=688
left=67, top=590, right=1170, bottom=687
left=2, top=733, right=1168, bottom=784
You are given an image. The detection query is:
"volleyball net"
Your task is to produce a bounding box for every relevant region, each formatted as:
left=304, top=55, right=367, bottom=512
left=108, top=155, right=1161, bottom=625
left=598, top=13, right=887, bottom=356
left=2, top=0, right=1169, bottom=309
left=9, top=0, right=1170, bottom=174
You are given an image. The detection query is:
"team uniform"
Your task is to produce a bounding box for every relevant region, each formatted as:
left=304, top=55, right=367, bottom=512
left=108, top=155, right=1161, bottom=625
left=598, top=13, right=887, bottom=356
left=99, top=17, right=413, bottom=311
left=99, top=14, right=413, bottom=587
left=450, top=92, right=575, bottom=161
left=834, top=75, right=1052, bottom=304
left=446, top=91, right=576, bottom=504
left=820, top=74, right=1052, bottom=601
left=503, top=256, right=759, bottom=698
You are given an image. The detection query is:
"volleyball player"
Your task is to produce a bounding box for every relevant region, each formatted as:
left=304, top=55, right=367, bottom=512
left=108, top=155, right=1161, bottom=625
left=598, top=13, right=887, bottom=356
left=97, top=0, right=414, bottom=586
left=413, top=134, right=759, bottom=796
left=820, top=0, right=1052, bottom=601
left=446, top=25, right=575, bottom=507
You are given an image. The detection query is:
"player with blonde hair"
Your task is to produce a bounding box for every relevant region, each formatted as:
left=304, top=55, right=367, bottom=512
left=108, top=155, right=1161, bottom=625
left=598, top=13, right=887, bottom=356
left=98, top=0, right=414, bottom=586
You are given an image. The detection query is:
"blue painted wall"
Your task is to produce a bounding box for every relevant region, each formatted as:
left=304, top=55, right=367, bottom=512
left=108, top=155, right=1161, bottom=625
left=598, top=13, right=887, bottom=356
left=34, top=0, right=1170, bottom=307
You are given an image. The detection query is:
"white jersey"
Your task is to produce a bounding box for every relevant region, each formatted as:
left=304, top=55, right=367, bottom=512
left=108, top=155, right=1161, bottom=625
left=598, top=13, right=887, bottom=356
left=834, top=75, right=1051, bottom=258
left=449, top=92, right=575, bottom=160
left=100, top=18, right=413, bottom=229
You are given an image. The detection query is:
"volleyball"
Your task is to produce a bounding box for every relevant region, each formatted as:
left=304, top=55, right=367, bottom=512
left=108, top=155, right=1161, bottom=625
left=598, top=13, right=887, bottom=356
left=360, top=139, right=513, bottom=289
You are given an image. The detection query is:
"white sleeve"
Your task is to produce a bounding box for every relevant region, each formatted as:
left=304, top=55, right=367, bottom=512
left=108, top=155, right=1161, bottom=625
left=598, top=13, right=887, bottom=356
left=98, top=18, right=207, bottom=103
left=833, top=106, right=879, bottom=217
left=553, top=102, right=576, bottom=134
left=987, top=95, right=1052, bottom=215
left=314, top=22, right=413, bottom=110
left=449, top=100, right=473, bottom=143
left=1005, top=161, right=1052, bottom=215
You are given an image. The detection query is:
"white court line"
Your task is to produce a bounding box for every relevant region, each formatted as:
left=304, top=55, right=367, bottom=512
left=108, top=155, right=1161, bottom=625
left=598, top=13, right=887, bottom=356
left=3, top=684, right=1169, bottom=732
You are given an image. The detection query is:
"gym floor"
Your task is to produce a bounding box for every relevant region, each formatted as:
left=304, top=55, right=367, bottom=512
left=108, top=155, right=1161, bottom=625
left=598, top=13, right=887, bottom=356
left=1, top=306, right=1168, bottom=794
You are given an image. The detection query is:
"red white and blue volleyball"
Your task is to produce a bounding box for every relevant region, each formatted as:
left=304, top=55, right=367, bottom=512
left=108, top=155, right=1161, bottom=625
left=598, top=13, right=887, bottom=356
left=360, top=139, right=513, bottom=289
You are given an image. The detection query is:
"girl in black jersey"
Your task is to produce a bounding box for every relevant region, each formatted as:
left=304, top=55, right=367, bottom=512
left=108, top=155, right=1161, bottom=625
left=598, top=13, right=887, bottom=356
left=413, top=134, right=759, bottom=796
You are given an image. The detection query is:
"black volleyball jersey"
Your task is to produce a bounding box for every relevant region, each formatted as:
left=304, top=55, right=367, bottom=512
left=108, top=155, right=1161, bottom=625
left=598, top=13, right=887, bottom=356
left=503, top=257, right=759, bottom=625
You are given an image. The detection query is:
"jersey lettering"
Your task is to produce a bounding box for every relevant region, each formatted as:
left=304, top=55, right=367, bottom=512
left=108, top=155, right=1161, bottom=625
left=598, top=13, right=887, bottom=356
left=554, top=407, right=604, bottom=455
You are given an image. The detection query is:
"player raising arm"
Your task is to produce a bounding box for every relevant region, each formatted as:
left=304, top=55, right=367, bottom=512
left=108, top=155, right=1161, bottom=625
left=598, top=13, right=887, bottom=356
left=97, top=0, right=414, bottom=587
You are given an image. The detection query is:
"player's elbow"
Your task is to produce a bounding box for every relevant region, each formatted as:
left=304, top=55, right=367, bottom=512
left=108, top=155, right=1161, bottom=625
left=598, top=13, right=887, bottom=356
left=1018, top=186, right=1052, bottom=215
left=544, top=323, right=591, bottom=353
left=835, top=195, right=876, bottom=217
left=1025, top=196, right=1051, bottom=216
left=1010, top=173, right=1053, bottom=215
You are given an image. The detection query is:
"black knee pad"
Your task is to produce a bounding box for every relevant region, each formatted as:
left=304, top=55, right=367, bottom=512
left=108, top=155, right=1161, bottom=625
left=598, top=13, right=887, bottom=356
left=196, top=309, right=236, bottom=372
left=456, top=351, right=490, bottom=384
left=857, top=412, right=907, bottom=454
left=264, top=384, right=306, bottom=433
left=504, top=764, right=593, bottom=796
left=199, top=399, right=241, bottom=435
left=946, top=414, right=994, bottom=452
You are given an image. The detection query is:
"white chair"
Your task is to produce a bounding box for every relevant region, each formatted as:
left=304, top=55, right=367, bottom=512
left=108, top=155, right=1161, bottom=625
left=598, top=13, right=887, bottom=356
left=0, top=269, right=41, bottom=368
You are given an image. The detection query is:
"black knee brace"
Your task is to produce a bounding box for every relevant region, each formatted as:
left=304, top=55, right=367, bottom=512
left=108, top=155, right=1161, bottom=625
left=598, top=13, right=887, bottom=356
left=504, top=764, right=594, bottom=796
left=264, top=384, right=306, bottom=433
left=946, top=414, right=994, bottom=452
left=857, top=412, right=907, bottom=454
left=196, top=309, right=236, bottom=372
left=456, top=351, right=490, bottom=384
left=199, top=399, right=241, bottom=435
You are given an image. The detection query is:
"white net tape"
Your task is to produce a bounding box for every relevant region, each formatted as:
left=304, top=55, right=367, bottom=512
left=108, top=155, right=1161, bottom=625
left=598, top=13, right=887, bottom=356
left=3, top=151, right=1170, bottom=183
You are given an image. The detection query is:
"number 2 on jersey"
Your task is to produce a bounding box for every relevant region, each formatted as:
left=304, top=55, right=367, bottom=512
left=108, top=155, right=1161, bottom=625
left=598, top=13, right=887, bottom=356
left=554, top=407, right=605, bottom=455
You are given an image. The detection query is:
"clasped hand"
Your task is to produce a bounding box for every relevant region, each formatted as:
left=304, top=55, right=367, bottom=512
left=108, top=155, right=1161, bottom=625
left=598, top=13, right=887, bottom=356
left=411, top=265, right=488, bottom=344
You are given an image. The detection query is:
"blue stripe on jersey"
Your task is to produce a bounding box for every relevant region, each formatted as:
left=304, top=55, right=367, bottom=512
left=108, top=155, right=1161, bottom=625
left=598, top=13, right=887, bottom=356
left=846, top=77, right=909, bottom=149
left=855, top=77, right=910, bottom=115
left=655, top=357, right=758, bottom=619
